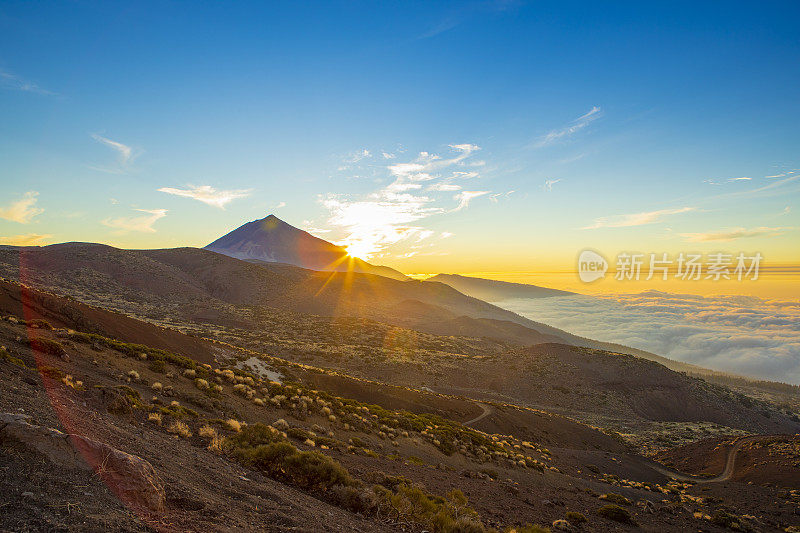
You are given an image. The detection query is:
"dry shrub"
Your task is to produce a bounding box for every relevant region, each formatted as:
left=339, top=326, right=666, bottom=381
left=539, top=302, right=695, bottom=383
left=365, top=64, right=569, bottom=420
left=198, top=425, right=218, bottom=439
left=168, top=420, right=192, bottom=438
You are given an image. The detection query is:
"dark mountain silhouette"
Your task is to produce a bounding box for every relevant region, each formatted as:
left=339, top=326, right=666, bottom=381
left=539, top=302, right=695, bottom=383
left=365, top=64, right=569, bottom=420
left=427, top=273, right=574, bottom=301
left=204, top=214, right=407, bottom=280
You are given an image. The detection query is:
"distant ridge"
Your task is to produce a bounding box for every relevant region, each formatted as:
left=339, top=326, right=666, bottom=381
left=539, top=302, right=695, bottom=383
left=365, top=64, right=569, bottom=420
left=427, top=273, right=574, bottom=301
left=204, top=214, right=408, bottom=281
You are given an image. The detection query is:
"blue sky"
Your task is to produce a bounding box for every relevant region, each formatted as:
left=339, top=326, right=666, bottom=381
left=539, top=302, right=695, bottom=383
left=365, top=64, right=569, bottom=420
left=1, top=1, right=799, bottom=280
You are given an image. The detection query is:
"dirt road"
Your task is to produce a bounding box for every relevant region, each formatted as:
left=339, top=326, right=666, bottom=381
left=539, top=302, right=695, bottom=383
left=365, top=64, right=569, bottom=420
left=650, top=435, right=763, bottom=483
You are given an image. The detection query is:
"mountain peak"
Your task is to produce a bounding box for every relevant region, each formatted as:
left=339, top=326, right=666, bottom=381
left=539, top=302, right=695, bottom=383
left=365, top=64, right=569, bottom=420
left=204, top=216, right=408, bottom=281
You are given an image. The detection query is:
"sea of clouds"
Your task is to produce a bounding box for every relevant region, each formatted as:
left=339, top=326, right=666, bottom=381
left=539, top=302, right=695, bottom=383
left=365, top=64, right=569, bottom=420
left=498, top=291, right=800, bottom=384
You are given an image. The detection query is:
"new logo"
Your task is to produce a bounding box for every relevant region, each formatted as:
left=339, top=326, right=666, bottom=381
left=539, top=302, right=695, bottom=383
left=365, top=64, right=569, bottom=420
left=578, top=249, right=608, bottom=283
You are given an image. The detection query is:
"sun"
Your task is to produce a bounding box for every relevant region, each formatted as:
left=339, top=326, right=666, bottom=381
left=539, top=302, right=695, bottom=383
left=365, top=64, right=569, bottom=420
left=344, top=242, right=373, bottom=261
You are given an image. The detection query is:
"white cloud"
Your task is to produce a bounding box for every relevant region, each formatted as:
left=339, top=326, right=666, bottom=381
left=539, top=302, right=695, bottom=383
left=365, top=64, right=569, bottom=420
left=0, top=191, right=44, bottom=223
left=158, top=185, right=252, bottom=209
left=428, top=183, right=461, bottom=192
left=344, top=149, right=372, bottom=164
left=583, top=206, right=695, bottom=230
left=321, top=143, right=487, bottom=258
left=534, top=106, right=602, bottom=148
left=90, top=134, right=140, bottom=174
left=381, top=151, right=396, bottom=159
left=102, top=208, right=167, bottom=233
left=275, top=201, right=286, bottom=209
left=0, top=69, right=55, bottom=95
left=441, top=232, right=454, bottom=239
left=0, top=233, right=53, bottom=246
left=681, top=226, right=791, bottom=242
left=453, top=190, right=489, bottom=211
left=542, top=178, right=561, bottom=192
left=91, top=134, right=134, bottom=164
left=728, top=177, right=751, bottom=182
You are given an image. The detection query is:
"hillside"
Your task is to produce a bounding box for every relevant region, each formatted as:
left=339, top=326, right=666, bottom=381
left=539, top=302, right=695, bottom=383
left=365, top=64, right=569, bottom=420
left=2, top=250, right=797, bottom=443
left=3, top=285, right=799, bottom=531
left=0, top=243, right=689, bottom=363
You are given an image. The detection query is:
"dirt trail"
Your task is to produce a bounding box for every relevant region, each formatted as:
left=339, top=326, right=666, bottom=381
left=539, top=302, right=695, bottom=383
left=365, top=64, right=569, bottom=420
left=463, top=402, right=493, bottom=426
left=650, top=435, right=762, bottom=483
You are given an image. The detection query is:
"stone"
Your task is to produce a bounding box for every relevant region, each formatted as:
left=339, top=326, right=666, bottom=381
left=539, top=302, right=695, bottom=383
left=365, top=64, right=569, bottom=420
left=0, top=413, right=165, bottom=511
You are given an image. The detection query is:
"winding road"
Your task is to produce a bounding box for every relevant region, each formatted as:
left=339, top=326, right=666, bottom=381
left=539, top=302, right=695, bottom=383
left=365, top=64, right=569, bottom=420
left=459, top=397, right=770, bottom=485
left=463, top=402, right=493, bottom=426
left=648, top=435, right=762, bottom=483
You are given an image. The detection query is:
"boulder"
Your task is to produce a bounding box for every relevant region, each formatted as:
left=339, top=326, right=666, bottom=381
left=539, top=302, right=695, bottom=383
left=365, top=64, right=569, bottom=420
left=0, top=413, right=165, bottom=511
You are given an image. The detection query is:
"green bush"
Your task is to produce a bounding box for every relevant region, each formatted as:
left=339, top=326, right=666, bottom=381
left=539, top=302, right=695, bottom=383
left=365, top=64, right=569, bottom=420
left=234, top=440, right=354, bottom=490
left=0, top=347, right=27, bottom=368
left=597, top=504, right=636, bottom=525
left=28, top=337, right=65, bottom=356
left=600, top=493, right=631, bottom=505
left=710, top=510, right=741, bottom=529
left=565, top=511, right=587, bottom=524
left=228, top=423, right=282, bottom=449
left=70, top=331, right=197, bottom=369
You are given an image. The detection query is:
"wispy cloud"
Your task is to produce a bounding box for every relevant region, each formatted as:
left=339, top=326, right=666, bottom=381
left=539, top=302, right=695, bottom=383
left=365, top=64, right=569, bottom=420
left=681, top=226, right=792, bottom=243
left=102, top=208, right=167, bottom=233
left=158, top=185, right=252, bottom=209
left=534, top=106, right=602, bottom=148
left=417, top=1, right=521, bottom=40
left=583, top=206, right=695, bottom=230
left=0, top=233, right=53, bottom=246
left=321, top=143, right=488, bottom=259
left=453, top=190, right=489, bottom=211
left=90, top=134, right=139, bottom=173
left=728, top=176, right=751, bottom=182
left=0, top=191, right=44, bottom=224
left=542, top=178, right=562, bottom=191
left=0, top=69, right=56, bottom=96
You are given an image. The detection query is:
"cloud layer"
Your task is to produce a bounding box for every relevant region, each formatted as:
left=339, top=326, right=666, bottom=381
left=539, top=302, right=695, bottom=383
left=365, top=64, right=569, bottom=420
left=500, top=291, right=800, bottom=384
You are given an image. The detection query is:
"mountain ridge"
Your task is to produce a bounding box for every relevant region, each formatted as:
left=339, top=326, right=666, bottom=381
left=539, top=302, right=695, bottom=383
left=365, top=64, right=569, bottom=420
left=427, top=273, right=574, bottom=301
